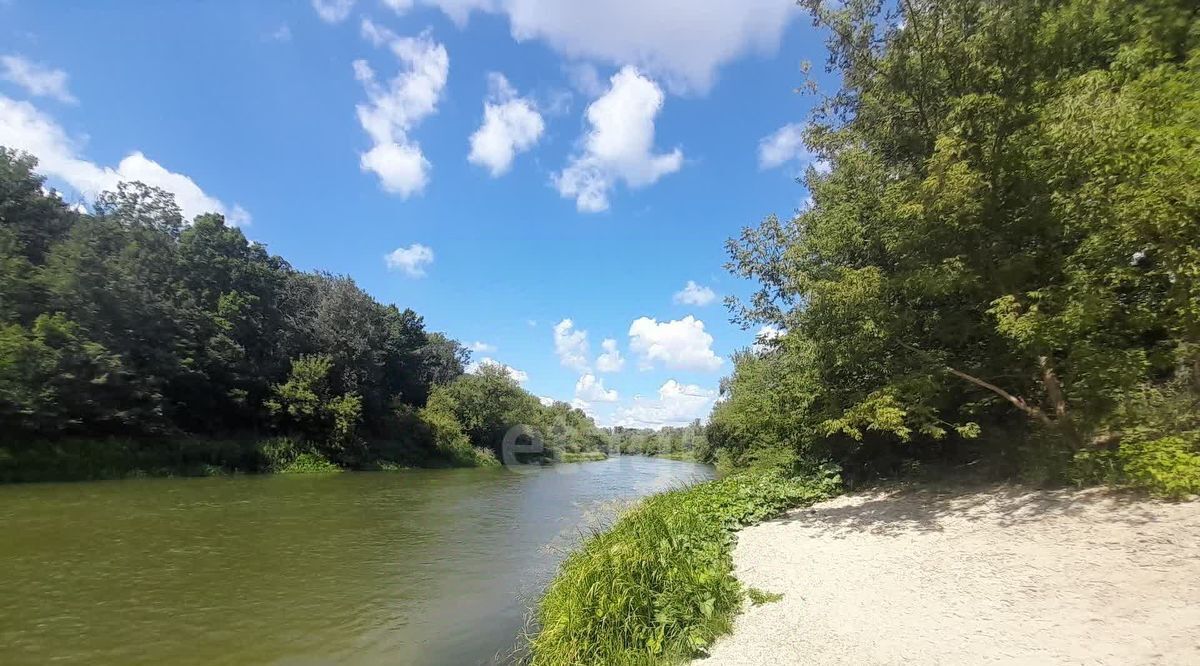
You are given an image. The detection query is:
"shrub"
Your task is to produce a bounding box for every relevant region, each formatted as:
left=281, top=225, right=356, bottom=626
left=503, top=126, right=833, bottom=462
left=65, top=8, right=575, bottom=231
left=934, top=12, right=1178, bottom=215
left=1118, top=435, right=1200, bottom=500
left=529, top=470, right=841, bottom=665
left=257, top=436, right=302, bottom=472
left=279, top=451, right=341, bottom=474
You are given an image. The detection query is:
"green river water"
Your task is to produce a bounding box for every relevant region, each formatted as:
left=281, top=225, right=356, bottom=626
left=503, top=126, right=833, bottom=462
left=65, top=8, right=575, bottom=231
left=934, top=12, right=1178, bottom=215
left=0, top=456, right=714, bottom=665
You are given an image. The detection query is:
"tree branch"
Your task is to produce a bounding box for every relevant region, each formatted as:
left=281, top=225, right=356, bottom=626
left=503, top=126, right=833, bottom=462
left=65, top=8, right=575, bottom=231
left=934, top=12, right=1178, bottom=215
left=897, top=341, right=1053, bottom=427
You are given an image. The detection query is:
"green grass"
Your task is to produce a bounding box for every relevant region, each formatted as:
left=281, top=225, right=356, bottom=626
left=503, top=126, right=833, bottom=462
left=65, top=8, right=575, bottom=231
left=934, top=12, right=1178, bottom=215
left=652, top=451, right=697, bottom=462
left=746, top=588, right=784, bottom=606
left=557, top=450, right=609, bottom=463
left=278, top=452, right=342, bottom=474
left=529, top=470, right=841, bottom=665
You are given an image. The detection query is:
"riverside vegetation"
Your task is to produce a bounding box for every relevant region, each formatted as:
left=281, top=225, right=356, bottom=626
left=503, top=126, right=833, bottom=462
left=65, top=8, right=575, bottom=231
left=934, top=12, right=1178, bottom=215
left=3, top=0, right=1199, bottom=663
left=532, top=0, right=1200, bottom=664
left=0, top=150, right=608, bottom=482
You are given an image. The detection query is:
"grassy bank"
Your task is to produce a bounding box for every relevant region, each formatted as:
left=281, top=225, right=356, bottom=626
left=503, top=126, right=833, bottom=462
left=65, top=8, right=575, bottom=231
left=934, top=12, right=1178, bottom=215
left=556, top=450, right=609, bottom=463
left=650, top=451, right=697, bottom=462
left=529, top=469, right=841, bottom=665
left=0, top=435, right=492, bottom=484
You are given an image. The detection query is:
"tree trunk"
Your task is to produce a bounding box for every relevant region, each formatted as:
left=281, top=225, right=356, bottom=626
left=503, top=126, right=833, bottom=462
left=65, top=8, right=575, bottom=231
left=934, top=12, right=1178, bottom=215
left=1037, top=355, right=1082, bottom=450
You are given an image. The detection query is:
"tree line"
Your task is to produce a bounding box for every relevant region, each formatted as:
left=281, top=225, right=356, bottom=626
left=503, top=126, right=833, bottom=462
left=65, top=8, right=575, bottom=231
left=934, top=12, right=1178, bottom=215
left=0, top=149, right=606, bottom=480
left=706, top=0, right=1200, bottom=496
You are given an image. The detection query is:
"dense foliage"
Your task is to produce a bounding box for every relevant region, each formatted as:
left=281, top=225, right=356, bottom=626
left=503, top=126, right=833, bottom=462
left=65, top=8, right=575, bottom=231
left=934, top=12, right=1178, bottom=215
left=708, top=0, right=1200, bottom=494
left=0, top=149, right=607, bottom=479
left=530, top=469, right=841, bottom=665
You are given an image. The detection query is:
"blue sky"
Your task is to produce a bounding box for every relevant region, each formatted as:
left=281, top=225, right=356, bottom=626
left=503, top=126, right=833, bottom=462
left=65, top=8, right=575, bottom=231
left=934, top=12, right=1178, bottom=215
left=0, top=0, right=832, bottom=428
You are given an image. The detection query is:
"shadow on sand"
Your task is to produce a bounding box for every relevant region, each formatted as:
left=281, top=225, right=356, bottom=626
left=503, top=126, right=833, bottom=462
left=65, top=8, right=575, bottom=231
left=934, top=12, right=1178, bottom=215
left=774, top=482, right=1164, bottom=537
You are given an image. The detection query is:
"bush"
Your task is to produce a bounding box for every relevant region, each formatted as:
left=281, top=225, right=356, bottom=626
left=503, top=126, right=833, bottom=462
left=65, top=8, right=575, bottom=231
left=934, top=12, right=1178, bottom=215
left=279, top=451, right=341, bottom=474
left=529, top=470, right=841, bottom=665
left=1118, top=435, right=1200, bottom=500
left=257, top=436, right=302, bottom=472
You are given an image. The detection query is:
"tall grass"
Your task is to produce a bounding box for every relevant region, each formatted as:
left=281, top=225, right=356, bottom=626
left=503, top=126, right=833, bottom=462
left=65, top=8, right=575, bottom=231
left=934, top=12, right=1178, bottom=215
left=529, top=470, right=841, bottom=665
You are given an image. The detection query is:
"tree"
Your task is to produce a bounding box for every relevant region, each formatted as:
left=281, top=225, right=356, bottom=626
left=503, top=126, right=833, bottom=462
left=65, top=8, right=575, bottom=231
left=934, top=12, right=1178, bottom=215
left=266, top=354, right=363, bottom=460
left=715, top=0, right=1200, bottom=475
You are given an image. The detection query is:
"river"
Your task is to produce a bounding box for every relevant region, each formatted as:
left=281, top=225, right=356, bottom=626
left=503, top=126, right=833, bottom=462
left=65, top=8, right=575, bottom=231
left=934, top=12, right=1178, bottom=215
left=0, top=456, right=714, bottom=665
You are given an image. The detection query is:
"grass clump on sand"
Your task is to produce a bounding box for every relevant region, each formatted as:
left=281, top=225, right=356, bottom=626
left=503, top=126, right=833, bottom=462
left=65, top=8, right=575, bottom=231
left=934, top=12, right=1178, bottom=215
left=529, top=469, right=841, bottom=665
left=746, top=588, right=784, bottom=606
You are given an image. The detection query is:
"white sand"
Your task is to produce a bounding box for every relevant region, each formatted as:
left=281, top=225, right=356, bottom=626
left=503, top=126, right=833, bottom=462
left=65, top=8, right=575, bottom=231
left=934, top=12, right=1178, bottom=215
left=699, top=485, right=1200, bottom=665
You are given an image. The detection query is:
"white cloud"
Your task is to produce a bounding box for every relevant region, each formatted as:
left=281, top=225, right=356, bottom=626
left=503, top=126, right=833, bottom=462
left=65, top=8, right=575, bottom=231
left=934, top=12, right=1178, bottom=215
left=614, top=380, right=716, bottom=428
left=267, top=25, right=293, bottom=43
left=538, top=395, right=556, bottom=407
left=468, top=341, right=496, bottom=353
left=468, top=72, right=544, bottom=176
left=758, top=123, right=805, bottom=169
left=384, top=243, right=434, bottom=277
left=383, top=0, right=798, bottom=93
left=468, top=356, right=529, bottom=383
left=564, top=61, right=604, bottom=97
left=354, top=21, right=448, bottom=197
left=628, top=315, right=723, bottom=371
left=0, top=95, right=250, bottom=225
left=570, top=397, right=594, bottom=416
left=757, top=122, right=827, bottom=172
left=1, top=55, right=76, bottom=104
left=673, top=280, right=716, bottom=307
left=553, top=318, right=590, bottom=372
left=312, top=0, right=355, bottom=23
left=595, top=338, right=625, bottom=373
left=575, top=373, right=618, bottom=403
left=752, top=324, right=784, bottom=353
left=554, top=66, right=681, bottom=212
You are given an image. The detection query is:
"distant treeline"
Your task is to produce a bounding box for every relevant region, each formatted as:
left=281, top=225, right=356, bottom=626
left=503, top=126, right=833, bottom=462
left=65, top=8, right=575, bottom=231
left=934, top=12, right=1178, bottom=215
left=704, top=0, right=1200, bottom=497
left=606, top=421, right=708, bottom=459
left=0, top=149, right=606, bottom=480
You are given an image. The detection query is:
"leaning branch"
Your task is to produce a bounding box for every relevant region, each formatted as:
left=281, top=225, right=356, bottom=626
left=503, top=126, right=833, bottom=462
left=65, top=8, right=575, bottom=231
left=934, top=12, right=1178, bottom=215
left=897, top=341, right=1053, bottom=427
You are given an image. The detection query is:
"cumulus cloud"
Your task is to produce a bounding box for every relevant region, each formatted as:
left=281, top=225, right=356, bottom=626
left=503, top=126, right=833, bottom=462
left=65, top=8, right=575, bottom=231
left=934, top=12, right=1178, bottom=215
left=468, top=356, right=529, bottom=383
left=384, top=243, right=434, bottom=277
left=595, top=338, right=625, bottom=373
left=757, top=122, right=807, bottom=169
left=570, top=397, right=594, bottom=416
left=673, top=280, right=716, bottom=306
left=312, top=0, right=355, bottom=23
left=555, top=66, right=681, bottom=212
left=468, top=341, right=496, bottom=353
left=0, top=95, right=249, bottom=225
left=538, top=395, right=556, bottom=407
left=628, top=315, right=723, bottom=371
left=758, top=122, right=830, bottom=174
left=1, top=55, right=76, bottom=104
left=575, top=373, right=618, bottom=403
left=354, top=20, right=448, bottom=197
left=614, top=380, right=716, bottom=428
left=752, top=324, right=784, bottom=353
left=382, top=0, right=798, bottom=93
left=468, top=72, right=544, bottom=176
left=553, top=318, right=591, bottom=372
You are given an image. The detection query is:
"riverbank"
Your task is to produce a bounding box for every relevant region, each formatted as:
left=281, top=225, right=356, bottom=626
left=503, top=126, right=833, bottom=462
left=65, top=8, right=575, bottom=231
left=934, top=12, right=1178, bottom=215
left=0, top=436, right=493, bottom=483
left=528, top=470, right=841, bottom=665
left=701, top=483, right=1200, bottom=665
left=556, top=451, right=609, bottom=463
